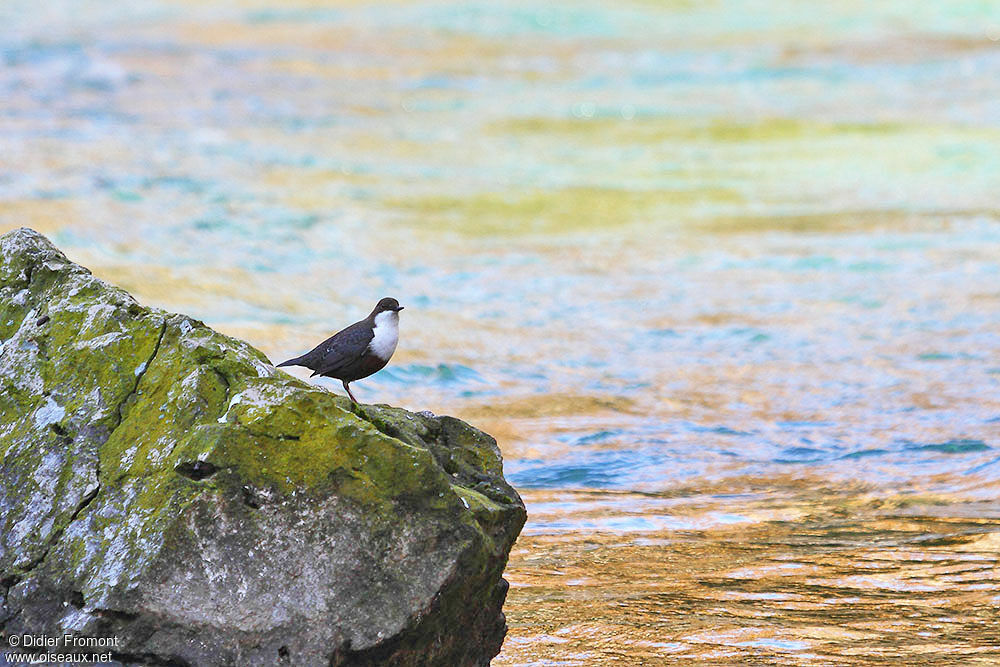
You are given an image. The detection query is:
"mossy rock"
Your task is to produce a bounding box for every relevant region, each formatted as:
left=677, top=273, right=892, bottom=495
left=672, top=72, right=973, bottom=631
left=0, top=228, right=526, bottom=666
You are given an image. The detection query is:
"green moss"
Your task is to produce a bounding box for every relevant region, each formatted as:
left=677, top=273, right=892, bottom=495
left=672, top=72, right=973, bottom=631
left=437, top=416, right=504, bottom=478
left=452, top=486, right=509, bottom=533
left=93, top=312, right=475, bottom=540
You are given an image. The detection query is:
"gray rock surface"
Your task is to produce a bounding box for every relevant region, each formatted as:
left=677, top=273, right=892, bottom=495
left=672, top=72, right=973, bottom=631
left=0, top=228, right=526, bottom=666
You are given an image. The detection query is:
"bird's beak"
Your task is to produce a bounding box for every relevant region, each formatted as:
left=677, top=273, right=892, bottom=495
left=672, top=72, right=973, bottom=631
left=395, top=306, right=405, bottom=311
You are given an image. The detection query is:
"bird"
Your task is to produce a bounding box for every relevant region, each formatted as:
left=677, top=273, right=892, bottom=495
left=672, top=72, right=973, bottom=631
left=277, top=297, right=404, bottom=404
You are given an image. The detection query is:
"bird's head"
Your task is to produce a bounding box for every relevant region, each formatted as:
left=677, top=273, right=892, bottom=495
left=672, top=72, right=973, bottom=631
left=372, top=297, right=404, bottom=316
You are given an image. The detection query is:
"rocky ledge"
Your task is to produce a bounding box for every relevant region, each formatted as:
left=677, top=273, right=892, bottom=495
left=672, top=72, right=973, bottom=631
left=0, top=228, right=525, bottom=666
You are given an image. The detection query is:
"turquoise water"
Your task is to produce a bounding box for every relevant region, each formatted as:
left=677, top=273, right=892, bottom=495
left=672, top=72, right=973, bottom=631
left=2, top=1, right=1000, bottom=663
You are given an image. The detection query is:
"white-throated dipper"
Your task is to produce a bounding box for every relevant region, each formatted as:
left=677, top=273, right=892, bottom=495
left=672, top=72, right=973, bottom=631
left=277, top=297, right=403, bottom=403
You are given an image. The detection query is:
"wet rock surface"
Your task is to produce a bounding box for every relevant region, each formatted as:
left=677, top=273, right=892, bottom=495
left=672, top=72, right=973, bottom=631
left=0, top=228, right=526, bottom=666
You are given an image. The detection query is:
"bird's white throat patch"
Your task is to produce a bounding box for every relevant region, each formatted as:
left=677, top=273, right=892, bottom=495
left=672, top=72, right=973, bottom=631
left=368, top=310, right=399, bottom=361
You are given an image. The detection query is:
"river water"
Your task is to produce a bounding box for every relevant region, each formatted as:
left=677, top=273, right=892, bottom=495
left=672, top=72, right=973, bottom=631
left=2, top=1, right=999, bottom=663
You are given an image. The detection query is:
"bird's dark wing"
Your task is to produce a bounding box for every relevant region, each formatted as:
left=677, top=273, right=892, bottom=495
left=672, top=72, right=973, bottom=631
left=303, top=320, right=374, bottom=377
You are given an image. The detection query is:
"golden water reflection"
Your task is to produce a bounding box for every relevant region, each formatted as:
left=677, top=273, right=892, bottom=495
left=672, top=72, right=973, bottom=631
left=497, top=488, right=1000, bottom=665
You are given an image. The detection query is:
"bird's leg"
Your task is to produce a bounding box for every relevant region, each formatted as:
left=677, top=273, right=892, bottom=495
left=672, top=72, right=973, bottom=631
left=343, top=380, right=358, bottom=404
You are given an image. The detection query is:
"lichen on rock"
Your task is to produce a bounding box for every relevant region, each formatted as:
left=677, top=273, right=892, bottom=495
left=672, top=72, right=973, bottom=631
left=0, top=228, right=526, bottom=666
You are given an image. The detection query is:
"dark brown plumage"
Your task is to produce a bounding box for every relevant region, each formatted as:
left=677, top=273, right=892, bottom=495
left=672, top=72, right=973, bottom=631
left=277, top=297, right=403, bottom=403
